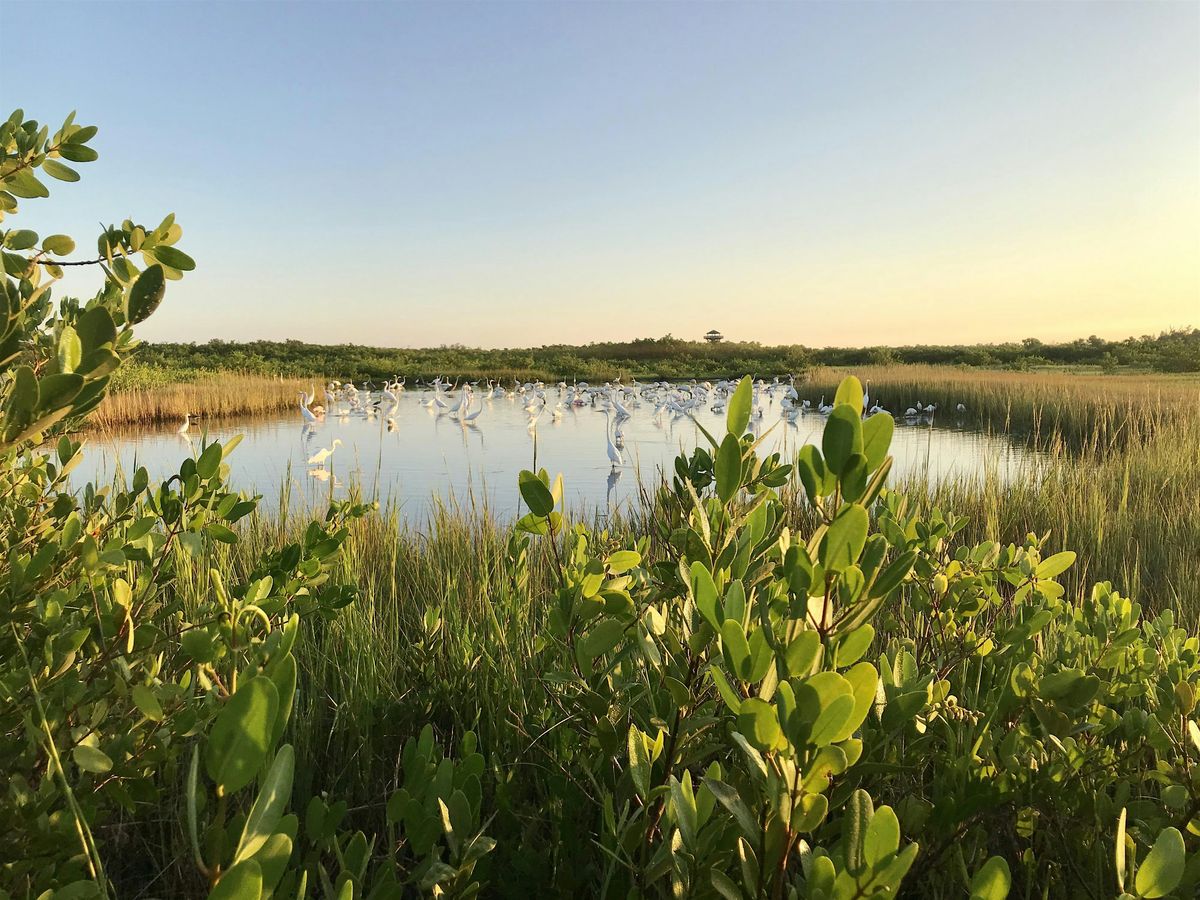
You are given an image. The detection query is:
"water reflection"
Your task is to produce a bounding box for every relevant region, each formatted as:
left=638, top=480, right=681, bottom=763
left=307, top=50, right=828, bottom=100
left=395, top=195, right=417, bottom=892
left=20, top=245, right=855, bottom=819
left=79, top=389, right=1037, bottom=524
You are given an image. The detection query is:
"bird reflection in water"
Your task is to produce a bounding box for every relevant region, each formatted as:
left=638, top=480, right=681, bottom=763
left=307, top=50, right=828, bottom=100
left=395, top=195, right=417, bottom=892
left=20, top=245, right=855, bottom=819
left=606, top=467, right=623, bottom=508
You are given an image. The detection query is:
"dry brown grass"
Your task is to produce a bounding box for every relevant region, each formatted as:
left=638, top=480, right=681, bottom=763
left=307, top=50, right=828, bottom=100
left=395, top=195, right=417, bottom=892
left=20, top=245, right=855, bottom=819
left=91, top=373, right=317, bottom=429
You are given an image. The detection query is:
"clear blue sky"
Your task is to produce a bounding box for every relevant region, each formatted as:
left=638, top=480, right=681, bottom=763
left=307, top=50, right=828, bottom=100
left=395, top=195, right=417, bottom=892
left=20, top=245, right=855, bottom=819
left=5, top=0, right=1198, bottom=348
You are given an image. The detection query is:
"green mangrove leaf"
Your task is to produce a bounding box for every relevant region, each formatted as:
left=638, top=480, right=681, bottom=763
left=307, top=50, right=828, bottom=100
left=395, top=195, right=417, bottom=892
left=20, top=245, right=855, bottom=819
left=715, top=432, right=743, bottom=503
left=863, top=805, right=900, bottom=864
left=131, top=684, right=163, bottom=722
left=822, top=405, right=863, bottom=474
left=73, top=744, right=113, bottom=774
left=821, top=504, right=868, bottom=573
left=691, top=562, right=722, bottom=630
left=729, top=696, right=777, bottom=753
left=721, top=620, right=752, bottom=681
left=126, top=264, right=165, bottom=324
left=207, top=859, right=262, bottom=900
left=206, top=676, right=279, bottom=794
left=727, top=376, right=752, bottom=436
left=969, top=855, right=1012, bottom=900
left=1036, top=551, right=1076, bottom=579
left=235, top=744, right=295, bottom=863
left=862, top=412, right=894, bottom=471
left=1135, top=827, right=1185, bottom=898
left=785, top=631, right=821, bottom=676
left=796, top=444, right=834, bottom=502
left=834, top=376, right=864, bottom=416
left=152, top=244, right=195, bottom=271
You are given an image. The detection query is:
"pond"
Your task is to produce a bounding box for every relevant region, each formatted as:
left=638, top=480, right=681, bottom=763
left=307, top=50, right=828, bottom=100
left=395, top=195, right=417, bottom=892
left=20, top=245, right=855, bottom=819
left=79, top=387, right=1038, bottom=523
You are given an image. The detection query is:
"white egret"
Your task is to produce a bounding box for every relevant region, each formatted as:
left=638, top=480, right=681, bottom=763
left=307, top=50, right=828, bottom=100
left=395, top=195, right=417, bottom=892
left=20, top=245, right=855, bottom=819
left=601, top=409, right=623, bottom=470
left=462, top=394, right=483, bottom=422
left=299, top=393, right=317, bottom=423
left=610, top=391, right=630, bottom=418
left=307, top=439, right=343, bottom=467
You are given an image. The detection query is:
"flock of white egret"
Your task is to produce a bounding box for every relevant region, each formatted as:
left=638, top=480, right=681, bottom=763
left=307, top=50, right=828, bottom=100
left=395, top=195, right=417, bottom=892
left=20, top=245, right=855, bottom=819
left=268, top=376, right=966, bottom=475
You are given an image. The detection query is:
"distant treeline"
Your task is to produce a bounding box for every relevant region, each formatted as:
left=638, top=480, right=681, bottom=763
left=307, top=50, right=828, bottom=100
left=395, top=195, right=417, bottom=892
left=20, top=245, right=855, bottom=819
left=128, top=328, right=1200, bottom=385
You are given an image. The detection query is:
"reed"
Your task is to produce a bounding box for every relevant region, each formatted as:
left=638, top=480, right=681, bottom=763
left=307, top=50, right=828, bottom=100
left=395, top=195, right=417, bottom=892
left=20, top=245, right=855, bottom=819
left=831, top=368, right=1200, bottom=613
left=897, top=415, right=1200, bottom=619
left=799, top=364, right=1200, bottom=450
left=91, top=371, right=314, bottom=428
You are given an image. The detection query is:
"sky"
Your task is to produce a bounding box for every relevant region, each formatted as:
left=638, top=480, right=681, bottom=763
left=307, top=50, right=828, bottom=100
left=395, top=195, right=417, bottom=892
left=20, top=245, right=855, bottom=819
left=4, top=0, right=1198, bottom=348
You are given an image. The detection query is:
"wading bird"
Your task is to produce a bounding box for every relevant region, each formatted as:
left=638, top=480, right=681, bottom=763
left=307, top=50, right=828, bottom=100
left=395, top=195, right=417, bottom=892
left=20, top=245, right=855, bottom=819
left=299, top=392, right=318, bottom=423
left=462, top=394, right=483, bottom=423
left=307, top=439, right=343, bottom=467
left=602, top=409, right=623, bottom=470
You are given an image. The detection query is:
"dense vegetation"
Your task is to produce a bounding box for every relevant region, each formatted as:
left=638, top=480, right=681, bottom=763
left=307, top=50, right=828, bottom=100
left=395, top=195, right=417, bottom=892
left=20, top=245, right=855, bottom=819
left=5, top=108, right=1200, bottom=900
left=125, top=328, right=1200, bottom=389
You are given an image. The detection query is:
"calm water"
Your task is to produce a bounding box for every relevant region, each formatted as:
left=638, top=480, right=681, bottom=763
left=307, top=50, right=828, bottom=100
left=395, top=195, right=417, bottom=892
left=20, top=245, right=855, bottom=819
left=79, top=389, right=1036, bottom=522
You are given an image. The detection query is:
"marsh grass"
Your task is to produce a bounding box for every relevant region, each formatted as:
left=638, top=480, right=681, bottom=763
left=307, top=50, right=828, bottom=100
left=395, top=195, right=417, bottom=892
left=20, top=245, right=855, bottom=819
left=93, top=371, right=314, bottom=427
left=175, top=404, right=1198, bottom=756
left=900, top=415, right=1200, bottom=622
left=131, top=367, right=1196, bottom=894
left=94, top=365, right=1198, bottom=895
left=801, top=364, right=1199, bottom=450
left=112, top=368, right=1200, bottom=765
left=804, top=368, right=1200, bottom=617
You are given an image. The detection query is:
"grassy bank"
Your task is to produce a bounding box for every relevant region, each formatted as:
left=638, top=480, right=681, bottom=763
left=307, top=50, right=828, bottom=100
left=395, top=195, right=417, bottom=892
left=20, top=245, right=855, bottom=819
left=99, top=360, right=1199, bottom=439
left=93, top=371, right=312, bottom=428
left=801, top=364, right=1200, bottom=450
left=800, top=367, right=1200, bottom=612
left=900, top=416, right=1200, bottom=620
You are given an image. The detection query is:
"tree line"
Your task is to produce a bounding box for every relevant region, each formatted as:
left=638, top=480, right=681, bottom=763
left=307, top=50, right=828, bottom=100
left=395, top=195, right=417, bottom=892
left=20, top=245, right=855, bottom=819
left=130, top=328, right=1200, bottom=384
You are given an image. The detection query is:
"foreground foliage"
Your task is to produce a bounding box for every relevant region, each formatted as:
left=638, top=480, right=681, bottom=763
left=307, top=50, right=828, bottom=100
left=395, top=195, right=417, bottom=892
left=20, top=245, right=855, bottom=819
left=3, top=108, right=1199, bottom=899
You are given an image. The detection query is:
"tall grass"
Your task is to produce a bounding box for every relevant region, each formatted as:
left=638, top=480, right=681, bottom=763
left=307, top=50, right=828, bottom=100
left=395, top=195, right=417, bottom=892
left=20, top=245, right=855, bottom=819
left=92, top=371, right=313, bottom=428
left=123, top=367, right=1196, bottom=894
left=75, top=363, right=1199, bottom=897
left=800, top=364, right=1199, bottom=450
left=783, top=367, right=1200, bottom=615
left=899, top=416, right=1200, bottom=621
left=176, top=400, right=1198, bottom=784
